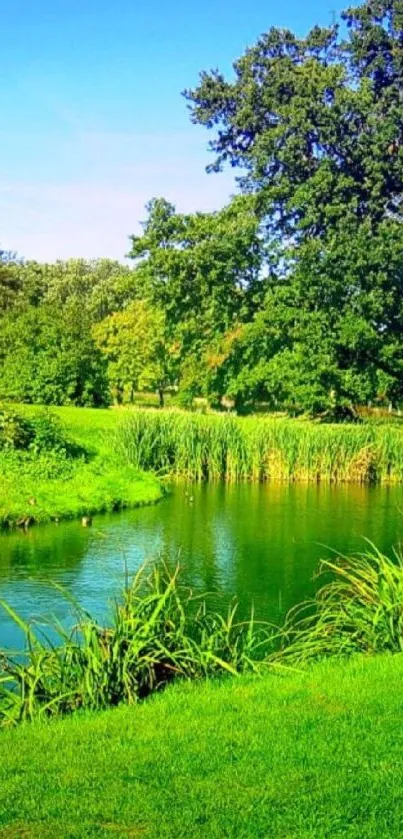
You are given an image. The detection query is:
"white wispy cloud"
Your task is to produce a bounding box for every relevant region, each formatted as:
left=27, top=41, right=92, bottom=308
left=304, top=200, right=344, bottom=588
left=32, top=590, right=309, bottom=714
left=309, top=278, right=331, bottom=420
left=0, top=166, right=235, bottom=261
left=0, top=85, right=236, bottom=261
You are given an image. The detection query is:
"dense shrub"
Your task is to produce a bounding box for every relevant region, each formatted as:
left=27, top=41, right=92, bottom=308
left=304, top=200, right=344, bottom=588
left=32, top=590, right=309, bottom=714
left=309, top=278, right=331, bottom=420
left=0, top=409, right=33, bottom=450
left=0, top=408, right=80, bottom=459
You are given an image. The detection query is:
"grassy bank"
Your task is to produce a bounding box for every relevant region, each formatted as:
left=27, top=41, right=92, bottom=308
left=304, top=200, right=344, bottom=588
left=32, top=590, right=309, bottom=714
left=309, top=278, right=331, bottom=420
left=0, top=562, right=273, bottom=724
left=2, top=549, right=402, bottom=724
left=0, top=406, right=162, bottom=527
left=1, top=654, right=403, bottom=838
left=118, top=409, right=403, bottom=483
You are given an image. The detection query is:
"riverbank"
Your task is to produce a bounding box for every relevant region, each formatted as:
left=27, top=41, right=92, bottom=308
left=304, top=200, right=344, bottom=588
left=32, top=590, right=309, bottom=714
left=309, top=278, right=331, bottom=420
left=0, top=406, right=162, bottom=528
left=1, top=653, right=402, bottom=838
left=2, top=403, right=403, bottom=528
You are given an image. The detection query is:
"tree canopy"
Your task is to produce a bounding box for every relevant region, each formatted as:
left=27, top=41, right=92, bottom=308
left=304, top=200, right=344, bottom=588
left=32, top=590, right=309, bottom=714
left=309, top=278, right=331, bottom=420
left=183, top=0, right=403, bottom=412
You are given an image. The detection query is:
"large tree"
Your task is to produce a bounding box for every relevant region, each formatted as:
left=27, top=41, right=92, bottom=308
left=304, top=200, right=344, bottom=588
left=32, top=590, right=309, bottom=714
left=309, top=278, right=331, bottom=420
left=185, top=0, right=403, bottom=412
left=0, top=302, right=109, bottom=407
left=127, top=195, right=266, bottom=403
left=0, top=250, right=23, bottom=312
left=93, top=300, right=178, bottom=406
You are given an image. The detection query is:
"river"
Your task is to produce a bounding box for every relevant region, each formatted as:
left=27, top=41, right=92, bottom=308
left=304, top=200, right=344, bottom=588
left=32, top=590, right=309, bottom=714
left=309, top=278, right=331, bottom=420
left=0, top=482, right=402, bottom=648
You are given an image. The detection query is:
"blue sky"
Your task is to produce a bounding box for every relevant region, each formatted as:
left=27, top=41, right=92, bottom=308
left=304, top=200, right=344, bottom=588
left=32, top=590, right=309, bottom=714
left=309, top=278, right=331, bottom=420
left=1, top=0, right=344, bottom=261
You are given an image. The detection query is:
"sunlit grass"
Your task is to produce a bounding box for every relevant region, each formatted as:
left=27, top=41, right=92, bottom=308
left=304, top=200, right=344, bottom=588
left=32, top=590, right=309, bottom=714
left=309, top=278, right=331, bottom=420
left=0, top=405, right=162, bottom=526
left=1, top=654, right=403, bottom=837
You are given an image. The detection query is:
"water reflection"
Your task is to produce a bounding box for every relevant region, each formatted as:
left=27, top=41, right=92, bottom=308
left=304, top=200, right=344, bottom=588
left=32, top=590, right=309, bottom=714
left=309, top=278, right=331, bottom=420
left=0, top=483, right=402, bottom=649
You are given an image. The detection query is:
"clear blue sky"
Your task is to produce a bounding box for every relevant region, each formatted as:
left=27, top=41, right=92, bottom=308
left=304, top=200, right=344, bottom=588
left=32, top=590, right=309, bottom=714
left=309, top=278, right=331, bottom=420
left=1, top=0, right=344, bottom=261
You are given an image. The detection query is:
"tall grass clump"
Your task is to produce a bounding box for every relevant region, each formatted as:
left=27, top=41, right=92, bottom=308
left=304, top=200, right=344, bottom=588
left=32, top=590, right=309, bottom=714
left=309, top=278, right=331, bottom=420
left=274, top=545, right=403, bottom=665
left=0, top=563, right=275, bottom=726
left=116, top=410, right=403, bottom=483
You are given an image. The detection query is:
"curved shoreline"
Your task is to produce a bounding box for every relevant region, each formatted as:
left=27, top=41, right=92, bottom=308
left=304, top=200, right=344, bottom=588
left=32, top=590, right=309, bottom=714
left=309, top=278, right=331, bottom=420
left=0, top=405, right=164, bottom=529
left=0, top=466, right=164, bottom=530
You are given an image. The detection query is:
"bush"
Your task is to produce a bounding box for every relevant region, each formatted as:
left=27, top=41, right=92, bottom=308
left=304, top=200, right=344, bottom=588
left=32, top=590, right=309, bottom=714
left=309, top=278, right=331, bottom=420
left=28, top=410, right=71, bottom=456
left=0, top=409, right=34, bottom=450
left=0, top=407, right=78, bottom=456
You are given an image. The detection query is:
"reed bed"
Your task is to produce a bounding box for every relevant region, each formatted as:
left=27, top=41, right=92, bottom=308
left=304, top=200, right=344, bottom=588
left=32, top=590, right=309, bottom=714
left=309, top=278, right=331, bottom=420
left=116, top=410, right=403, bottom=484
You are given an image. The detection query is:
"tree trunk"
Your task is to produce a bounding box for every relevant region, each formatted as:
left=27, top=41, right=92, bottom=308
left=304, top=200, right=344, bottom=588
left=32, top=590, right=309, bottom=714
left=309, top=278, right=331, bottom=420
left=158, top=388, right=165, bottom=408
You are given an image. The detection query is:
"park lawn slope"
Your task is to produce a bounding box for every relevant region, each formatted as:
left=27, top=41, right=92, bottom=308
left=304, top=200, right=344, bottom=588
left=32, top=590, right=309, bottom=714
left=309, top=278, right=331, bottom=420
left=0, top=406, right=162, bottom=527
left=1, top=654, right=403, bottom=838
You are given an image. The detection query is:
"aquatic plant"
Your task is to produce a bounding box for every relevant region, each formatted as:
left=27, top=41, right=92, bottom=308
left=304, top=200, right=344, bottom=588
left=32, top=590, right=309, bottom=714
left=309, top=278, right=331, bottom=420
left=117, top=410, right=403, bottom=484
left=0, top=562, right=275, bottom=726
left=274, top=545, right=403, bottom=664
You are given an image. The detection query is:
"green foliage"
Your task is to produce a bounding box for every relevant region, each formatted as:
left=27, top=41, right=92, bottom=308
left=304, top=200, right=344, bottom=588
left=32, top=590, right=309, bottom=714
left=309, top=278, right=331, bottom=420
left=3, top=544, right=403, bottom=727
left=2, top=1, right=403, bottom=414
left=0, top=303, right=110, bottom=407
left=0, top=562, right=274, bottom=725
left=0, top=407, right=72, bottom=456
left=27, top=410, right=72, bottom=455
left=93, top=300, right=178, bottom=405
left=275, top=545, right=403, bottom=664
left=3, top=258, right=140, bottom=319
left=0, top=408, right=85, bottom=502
left=127, top=196, right=266, bottom=404
left=0, top=257, right=22, bottom=311
left=0, top=408, right=33, bottom=450
left=0, top=259, right=139, bottom=408
left=117, top=409, right=403, bottom=483
left=128, top=196, right=264, bottom=331
left=185, top=0, right=403, bottom=412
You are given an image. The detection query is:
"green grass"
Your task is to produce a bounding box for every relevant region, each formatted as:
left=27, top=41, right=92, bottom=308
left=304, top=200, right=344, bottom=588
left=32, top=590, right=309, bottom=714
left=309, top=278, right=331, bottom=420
left=118, top=408, right=403, bottom=483
left=0, top=406, right=162, bottom=527
left=1, top=654, right=403, bottom=838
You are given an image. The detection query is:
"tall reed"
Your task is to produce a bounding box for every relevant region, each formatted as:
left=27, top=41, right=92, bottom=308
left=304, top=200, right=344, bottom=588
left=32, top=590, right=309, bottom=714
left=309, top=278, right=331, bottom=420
left=274, top=545, right=403, bottom=664
left=116, top=410, right=403, bottom=483
left=0, top=563, right=275, bottom=726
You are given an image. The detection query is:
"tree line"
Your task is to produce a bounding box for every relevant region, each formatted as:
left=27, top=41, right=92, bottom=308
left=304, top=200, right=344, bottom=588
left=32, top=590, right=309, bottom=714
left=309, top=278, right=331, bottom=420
left=1, top=0, right=402, bottom=415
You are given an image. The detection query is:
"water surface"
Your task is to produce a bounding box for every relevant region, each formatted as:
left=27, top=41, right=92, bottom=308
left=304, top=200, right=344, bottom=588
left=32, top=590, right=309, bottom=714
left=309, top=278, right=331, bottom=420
left=0, top=483, right=402, bottom=648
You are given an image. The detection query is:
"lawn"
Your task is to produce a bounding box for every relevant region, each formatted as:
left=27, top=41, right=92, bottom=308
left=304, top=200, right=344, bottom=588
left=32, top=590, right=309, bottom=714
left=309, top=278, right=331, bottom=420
left=0, top=406, right=162, bottom=527
left=1, top=654, right=403, bottom=838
